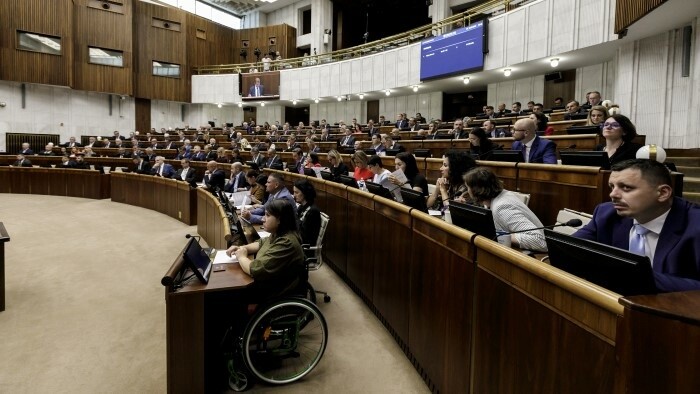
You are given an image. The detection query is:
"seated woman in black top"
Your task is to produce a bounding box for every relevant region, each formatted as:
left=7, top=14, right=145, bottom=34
left=293, top=179, right=322, bottom=246
left=326, top=149, right=349, bottom=182
left=388, top=152, right=429, bottom=196
left=468, top=127, right=499, bottom=160
left=596, top=114, right=643, bottom=165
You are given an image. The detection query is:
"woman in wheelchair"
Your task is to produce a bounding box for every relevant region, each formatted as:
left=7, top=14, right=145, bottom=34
left=223, top=199, right=327, bottom=391
left=293, top=179, right=321, bottom=246
left=226, top=199, right=306, bottom=300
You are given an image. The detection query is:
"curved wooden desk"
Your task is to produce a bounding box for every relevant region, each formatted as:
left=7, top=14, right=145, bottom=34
left=3, top=165, right=699, bottom=393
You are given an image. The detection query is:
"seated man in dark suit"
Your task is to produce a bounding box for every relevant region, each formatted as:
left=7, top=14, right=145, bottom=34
left=19, top=142, right=34, bottom=155
left=564, top=100, right=587, bottom=120
left=62, top=137, right=82, bottom=149
left=203, top=160, right=225, bottom=192
left=151, top=156, right=176, bottom=177
left=132, top=155, right=152, bottom=174
left=263, top=147, right=281, bottom=169
left=381, top=134, right=405, bottom=153
left=12, top=153, right=32, bottom=167
left=248, top=77, right=265, bottom=97
left=39, top=144, right=55, bottom=156
left=224, top=162, right=249, bottom=192
left=573, top=159, right=700, bottom=292
left=483, top=119, right=512, bottom=138
left=338, top=127, right=355, bottom=148
left=510, top=118, right=557, bottom=164
left=249, top=147, right=265, bottom=168
left=73, top=153, right=91, bottom=170
left=173, top=158, right=197, bottom=187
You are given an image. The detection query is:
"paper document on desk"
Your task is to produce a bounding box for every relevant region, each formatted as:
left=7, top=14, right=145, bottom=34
left=312, top=167, right=328, bottom=179
left=213, top=250, right=238, bottom=265
left=228, top=191, right=249, bottom=206
left=237, top=195, right=252, bottom=210
left=258, top=230, right=271, bottom=239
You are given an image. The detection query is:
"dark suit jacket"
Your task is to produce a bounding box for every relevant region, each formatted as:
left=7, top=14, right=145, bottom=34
left=595, top=142, right=644, bottom=166
left=191, top=152, right=206, bottom=161
left=511, top=136, right=557, bottom=164
left=264, top=155, right=281, bottom=168
left=63, top=142, right=82, bottom=148
left=574, top=197, right=700, bottom=292
left=204, top=169, right=226, bottom=191
left=396, top=120, right=408, bottom=129
left=173, top=167, right=197, bottom=186
left=133, top=160, right=152, bottom=174
left=224, top=171, right=249, bottom=193
left=251, top=154, right=265, bottom=168
left=163, top=141, right=176, bottom=150
left=339, top=135, right=355, bottom=147
left=152, top=163, right=176, bottom=178
left=20, top=149, right=34, bottom=155
left=248, top=84, right=265, bottom=97
left=298, top=204, right=322, bottom=246
left=389, top=143, right=406, bottom=153
left=13, top=159, right=32, bottom=167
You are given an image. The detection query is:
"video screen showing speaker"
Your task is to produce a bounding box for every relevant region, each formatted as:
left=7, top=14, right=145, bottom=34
left=240, top=71, right=280, bottom=101
left=420, top=20, right=486, bottom=81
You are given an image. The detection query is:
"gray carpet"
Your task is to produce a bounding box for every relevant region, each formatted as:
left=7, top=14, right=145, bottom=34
left=0, top=195, right=428, bottom=393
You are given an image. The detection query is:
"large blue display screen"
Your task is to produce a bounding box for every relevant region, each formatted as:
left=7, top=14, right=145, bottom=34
left=420, top=21, right=485, bottom=81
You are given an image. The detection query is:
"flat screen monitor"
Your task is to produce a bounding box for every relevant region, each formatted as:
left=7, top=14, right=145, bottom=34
left=420, top=20, right=486, bottom=80
left=400, top=188, right=428, bottom=213
left=560, top=151, right=611, bottom=170
left=339, top=174, right=359, bottom=188
left=449, top=200, right=496, bottom=239
left=567, top=125, right=600, bottom=135
left=182, top=238, right=213, bottom=284
left=413, top=149, right=431, bottom=158
left=303, top=168, right=316, bottom=177
left=489, top=150, right=523, bottom=163
left=363, top=149, right=376, bottom=156
left=240, top=71, right=281, bottom=101
left=385, top=149, right=400, bottom=157
left=239, top=217, right=261, bottom=244
left=435, top=133, right=454, bottom=140
left=365, top=181, right=394, bottom=200
left=567, top=113, right=588, bottom=120
left=320, top=170, right=333, bottom=181
left=544, top=229, right=657, bottom=296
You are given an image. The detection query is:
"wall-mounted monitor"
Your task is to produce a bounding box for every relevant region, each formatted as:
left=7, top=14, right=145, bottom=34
left=420, top=20, right=486, bottom=81
left=240, top=71, right=280, bottom=101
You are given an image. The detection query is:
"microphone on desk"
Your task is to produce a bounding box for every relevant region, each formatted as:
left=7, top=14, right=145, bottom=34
left=185, top=234, right=202, bottom=242
left=495, top=219, right=583, bottom=239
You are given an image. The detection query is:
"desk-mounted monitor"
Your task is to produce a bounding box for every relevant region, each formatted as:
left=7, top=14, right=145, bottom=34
left=560, top=151, right=610, bottom=170
left=488, top=150, right=522, bottom=163
left=544, top=229, right=657, bottom=296
left=365, top=181, right=394, bottom=200
left=182, top=238, right=213, bottom=284
left=567, top=125, right=600, bottom=135
left=339, top=174, right=358, bottom=188
left=401, top=188, right=428, bottom=213
left=449, top=200, right=496, bottom=239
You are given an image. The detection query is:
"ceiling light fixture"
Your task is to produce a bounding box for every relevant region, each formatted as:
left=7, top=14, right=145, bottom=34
left=550, top=58, right=559, bottom=67
left=337, top=96, right=343, bottom=102
left=314, top=98, right=319, bottom=104
left=260, top=102, right=265, bottom=107
left=504, top=68, right=512, bottom=77
left=463, top=76, right=470, bottom=84
left=358, top=93, right=364, bottom=100
left=237, top=102, right=242, bottom=108
left=385, top=90, right=391, bottom=96
left=217, top=103, right=222, bottom=108
left=292, top=100, right=297, bottom=105
left=412, top=85, right=419, bottom=92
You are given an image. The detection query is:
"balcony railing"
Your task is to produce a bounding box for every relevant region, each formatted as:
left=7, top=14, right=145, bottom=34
left=614, top=0, right=667, bottom=34
left=193, top=0, right=529, bottom=75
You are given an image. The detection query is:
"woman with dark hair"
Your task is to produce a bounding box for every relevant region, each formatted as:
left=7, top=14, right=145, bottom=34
left=226, top=199, right=306, bottom=299
left=468, top=127, right=498, bottom=159
left=388, top=152, right=429, bottom=196
left=246, top=170, right=265, bottom=204
left=327, top=149, right=349, bottom=181
left=304, top=152, right=321, bottom=168
left=529, top=113, right=555, bottom=136
left=596, top=114, right=643, bottom=165
left=427, top=150, right=477, bottom=210
left=294, top=179, right=322, bottom=246
left=463, top=167, right=547, bottom=252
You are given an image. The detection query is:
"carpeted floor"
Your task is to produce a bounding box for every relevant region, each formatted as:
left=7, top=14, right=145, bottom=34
left=0, top=194, right=428, bottom=393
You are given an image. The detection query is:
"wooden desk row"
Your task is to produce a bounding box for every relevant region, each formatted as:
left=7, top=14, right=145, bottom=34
left=3, top=165, right=699, bottom=393
left=268, top=170, right=700, bottom=394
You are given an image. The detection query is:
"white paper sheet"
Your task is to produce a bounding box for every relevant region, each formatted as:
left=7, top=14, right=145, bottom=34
left=213, top=250, right=238, bottom=265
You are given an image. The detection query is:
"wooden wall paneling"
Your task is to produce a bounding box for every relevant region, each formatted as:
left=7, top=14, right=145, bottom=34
left=409, top=212, right=474, bottom=393
left=186, top=14, right=233, bottom=68
left=133, top=1, right=189, bottom=102
left=515, top=164, right=604, bottom=224
left=72, top=0, right=133, bottom=95
left=321, top=180, right=348, bottom=274
left=345, top=187, right=375, bottom=301
left=544, top=69, right=576, bottom=107
left=0, top=0, right=73, bottom=86
left=135, top=98, right=151, bottom=134
left=232, top=24, right=297, bottom=65
left=372, top=198, right=412, bottom=344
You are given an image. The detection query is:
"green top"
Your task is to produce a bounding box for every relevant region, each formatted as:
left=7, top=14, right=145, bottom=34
left=250, top=232, right=305, bottom=299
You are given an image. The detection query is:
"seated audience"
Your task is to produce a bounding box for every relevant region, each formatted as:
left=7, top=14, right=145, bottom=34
left=368, top=155, right=391, bottom=184
left=39, top=144, right=55, bottom=156
left=202, top=160, right=225, bottom=192
left=464, top=167, right=547, bottom=252
left=19, top=142, right=34, bottom=155
left=369, top=134, right=385, bottom=154
left=304, top=152, right=321, bottom=168
left=511, top=118, right=557, bottom=164
left=73, top=153, right=90, bottom=170
left=224, top=162, right=248, bottom=192
left=352, top=151, right=374, bottom=182
left=152, top=156, right=176, bottom=177
left=226, top=199, right=306, bottom=301
left=468, top=127, right=499, bottom=160
left=173, top=158, right=197, bottom=187
left=427, top=150, right=477, bottom=210
left=564, top=100, right=587, bottom=120
left=132, top=155, right=151, bottom=174
left=241, top=173, right=295, bottom=225
left=381, top=134, right=405, bottom=153
left=389, top=152, right=428, bottom=196
left=63, top=137, right=81, bottom=149
left=293, top=179, right=322, bottom=246
left=595, top=114, right=643, bottom=165
left=574, top=159, right=700, bottom=292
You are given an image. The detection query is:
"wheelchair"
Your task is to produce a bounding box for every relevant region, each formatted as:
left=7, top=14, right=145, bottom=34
left=221, top=296, right=328, bottom=391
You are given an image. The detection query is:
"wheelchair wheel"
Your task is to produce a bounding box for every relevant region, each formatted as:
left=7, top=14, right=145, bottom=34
left=242, top=298, right=328, bottom=385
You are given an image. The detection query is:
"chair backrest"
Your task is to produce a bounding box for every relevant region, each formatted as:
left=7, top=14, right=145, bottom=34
left=554, top=208, right=592, bottom=235
left=306, top=212, right=330, bottom=270
left=316, top=212, right=330, bottom=247
left=512, top=191, right=531, bottom=206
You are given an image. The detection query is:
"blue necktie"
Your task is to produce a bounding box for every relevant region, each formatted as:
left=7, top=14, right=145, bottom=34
left=629, top=224, right=650, bottom=257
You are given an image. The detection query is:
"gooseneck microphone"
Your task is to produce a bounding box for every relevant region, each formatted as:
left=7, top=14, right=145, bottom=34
left=495, top=219, right=583, bottom=238
left=185, top=234, right=202, bottom=242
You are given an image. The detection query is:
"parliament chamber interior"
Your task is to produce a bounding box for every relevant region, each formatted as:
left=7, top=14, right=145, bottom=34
left=2, top=0, right=700, bottom=393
